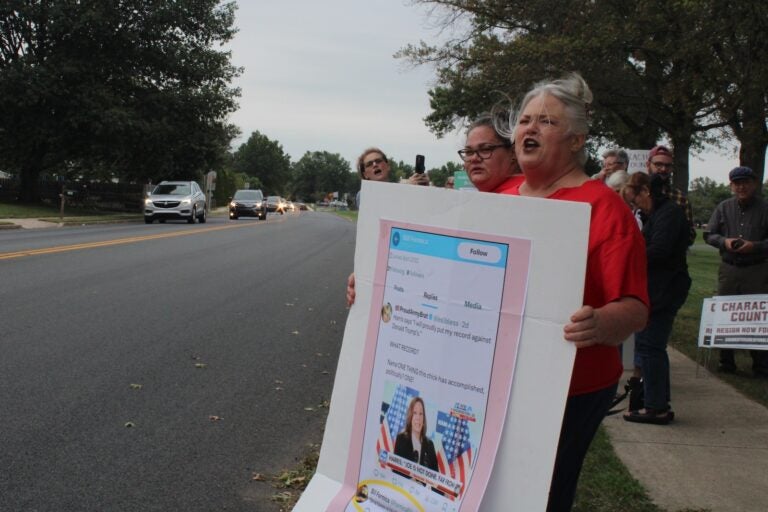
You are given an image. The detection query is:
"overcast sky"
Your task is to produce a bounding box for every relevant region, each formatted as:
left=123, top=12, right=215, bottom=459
left=226, top=0, right=747, bottom=185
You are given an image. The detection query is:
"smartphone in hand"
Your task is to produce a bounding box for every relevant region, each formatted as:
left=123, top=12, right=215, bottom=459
left=415, top=154, right=425, bottom=174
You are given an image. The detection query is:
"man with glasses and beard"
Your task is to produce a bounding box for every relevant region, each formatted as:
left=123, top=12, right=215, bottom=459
left=646, top=145, right=696, bottom=245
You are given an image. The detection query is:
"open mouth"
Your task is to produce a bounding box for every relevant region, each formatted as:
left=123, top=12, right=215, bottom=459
left=522, top=138, right=540, bottom=149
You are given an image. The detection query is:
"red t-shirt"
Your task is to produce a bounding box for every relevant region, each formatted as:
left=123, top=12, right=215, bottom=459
left=491, top=175, right=525, bottom=194
left=506, top=179, right=649, bottom=395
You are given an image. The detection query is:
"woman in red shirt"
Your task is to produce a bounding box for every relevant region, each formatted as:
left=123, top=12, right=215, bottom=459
left=509, top=74, right=649, bottom=512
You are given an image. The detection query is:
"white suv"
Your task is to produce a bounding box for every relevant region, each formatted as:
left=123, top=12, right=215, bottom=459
left=144, top=181, right=207, bottom=224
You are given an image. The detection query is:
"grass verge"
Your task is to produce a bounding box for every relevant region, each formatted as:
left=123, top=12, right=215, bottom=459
left=0, top=200, right=141, bottom=223
left=0, top=201, right=65, bottom=218
left=269, top=445, right=320, bottom=511
left=573, top=427, right=662, bottom=511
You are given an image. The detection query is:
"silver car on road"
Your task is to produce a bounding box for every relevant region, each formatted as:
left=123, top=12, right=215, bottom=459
left=144, top=181, right=207, bottom=224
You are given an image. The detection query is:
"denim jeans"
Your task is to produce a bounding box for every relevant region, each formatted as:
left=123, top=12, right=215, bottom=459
left=635, top=309, right=677, bottom=410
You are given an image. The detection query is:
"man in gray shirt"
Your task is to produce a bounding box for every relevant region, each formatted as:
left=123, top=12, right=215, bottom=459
left=705, top=166, right=768, bottom=377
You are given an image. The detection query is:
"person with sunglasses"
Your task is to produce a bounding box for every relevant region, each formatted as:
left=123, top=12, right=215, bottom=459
left=646, top=145, right=696, bottom=245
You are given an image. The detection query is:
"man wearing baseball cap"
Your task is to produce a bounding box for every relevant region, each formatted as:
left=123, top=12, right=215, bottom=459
left=646, top=145, right=696, bottom=245
left=705, top=166, right=768, bottom=377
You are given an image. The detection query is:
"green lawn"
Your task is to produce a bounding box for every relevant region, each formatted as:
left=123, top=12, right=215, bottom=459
left=0, top=200, right=142, bottom=223
left=0, top=201, right=65, bottom=218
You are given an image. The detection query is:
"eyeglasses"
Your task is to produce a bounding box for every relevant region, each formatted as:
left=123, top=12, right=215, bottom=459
left=651, top=161, right=673, bottom=170
left=363, top=157, right=385, bottom=169
left=458, top=143, right=511, bottom=162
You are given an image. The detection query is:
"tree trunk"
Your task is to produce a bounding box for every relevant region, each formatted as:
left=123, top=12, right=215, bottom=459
left=736, top=97, right=768, bottom=185
left=670, top=134, right=692, bottom=194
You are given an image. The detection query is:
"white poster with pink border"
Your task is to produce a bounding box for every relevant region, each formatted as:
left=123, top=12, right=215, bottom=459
left=294, top=181, right=590, bottom=512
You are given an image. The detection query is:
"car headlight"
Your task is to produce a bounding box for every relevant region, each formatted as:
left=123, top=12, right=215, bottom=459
left=230, top=201, right=237, bottom=208
left=144, top=198, right=153, bottom=206
left=180, top=198, right=191, bottom=205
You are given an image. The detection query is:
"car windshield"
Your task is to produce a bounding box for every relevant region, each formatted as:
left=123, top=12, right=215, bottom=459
left=234, top=190, right=262, bottom=200
left=267, top=196, right=279, bottom=202
left=153, top=183, right=190, bottom=196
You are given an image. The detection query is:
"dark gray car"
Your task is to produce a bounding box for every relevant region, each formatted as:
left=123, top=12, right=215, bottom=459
left=229, top=189, right=267, bottom=220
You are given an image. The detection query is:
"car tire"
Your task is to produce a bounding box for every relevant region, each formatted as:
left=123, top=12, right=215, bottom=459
left=188, top=207, right=196, bottom=224
left=260, top=212, right=266, bottom=220
left=230, top=214, right=238, bottom=220
left=199, top=207, right=206, bottom=223
left=144, top=217, right=153, bottom=224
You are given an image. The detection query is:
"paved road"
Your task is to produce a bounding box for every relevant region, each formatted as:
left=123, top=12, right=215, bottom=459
left=0, top=212, right=355, bottom=511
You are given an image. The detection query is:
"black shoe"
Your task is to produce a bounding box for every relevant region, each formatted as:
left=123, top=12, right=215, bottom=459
left=626, top=377, right=644, bottom=412
left=718, top=363, right=737, bottom=374
left=623, top=407, right=675, bottom=425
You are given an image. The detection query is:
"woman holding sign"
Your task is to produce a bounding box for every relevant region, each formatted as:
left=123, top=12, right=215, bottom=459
left=393, top=397, right=438, bottom=471
left=506, top=74, right=649, bottom=512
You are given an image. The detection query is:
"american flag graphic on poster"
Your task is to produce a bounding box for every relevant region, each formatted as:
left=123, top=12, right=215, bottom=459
left=437, top=414, right=473, bottom=490
left=377, top=385, right=419, bottom=455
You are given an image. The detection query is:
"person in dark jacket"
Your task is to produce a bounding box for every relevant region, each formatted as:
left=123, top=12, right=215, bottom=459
left=393, top=397, right=438, bottom=470
left=622, top=172, right=691, bottom=425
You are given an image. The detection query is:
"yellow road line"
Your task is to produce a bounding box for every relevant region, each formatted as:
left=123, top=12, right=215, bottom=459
left=0, top=222, right=254, bottom=261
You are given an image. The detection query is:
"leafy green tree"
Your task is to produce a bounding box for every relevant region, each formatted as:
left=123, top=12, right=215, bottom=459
left=0, top=1, right=241, bottom=202
left=688, top=177, right=732, bottom=225
left=213, top=168, right=257, bottom=207
left=705, top=1, right=768, bottom=183
left=397, top=0, right=746, bottom=192
left=428, top=161, right=463, bottom=187
left=389, top=160, right=414, bottom=183
left=291, top=151, right=352, bottom=203
left=231, top=131, right=291, bottom=195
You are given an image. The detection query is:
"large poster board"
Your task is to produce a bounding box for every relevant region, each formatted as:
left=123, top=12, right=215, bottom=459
left=698, top=295, right=768, bottom=350
left=331, top=222, right=530, bottom=511
left=295, top=182, right=591, bottom=511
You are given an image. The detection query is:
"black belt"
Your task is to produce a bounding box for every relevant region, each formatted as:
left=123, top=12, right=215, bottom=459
left=724, top=259, right=768, bottom=268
